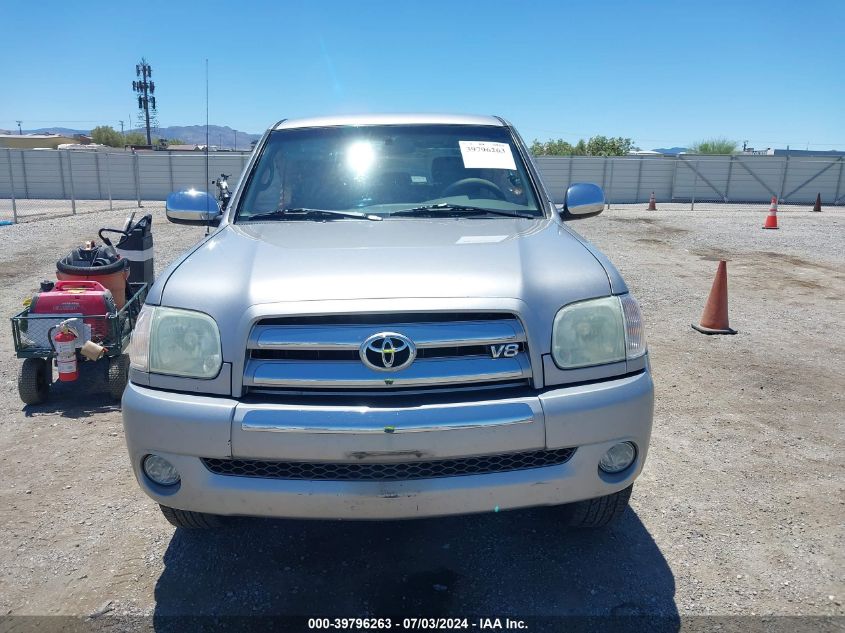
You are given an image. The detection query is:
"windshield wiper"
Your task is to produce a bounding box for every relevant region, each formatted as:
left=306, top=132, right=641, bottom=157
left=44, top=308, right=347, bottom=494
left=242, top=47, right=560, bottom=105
left=245, top=208, right=383, bottom=221
left=391, top=203, right=536, bottom=219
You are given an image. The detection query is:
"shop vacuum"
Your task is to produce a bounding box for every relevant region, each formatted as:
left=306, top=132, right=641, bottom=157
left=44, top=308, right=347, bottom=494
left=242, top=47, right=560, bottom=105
left=49, top=213, right=152, bottom=299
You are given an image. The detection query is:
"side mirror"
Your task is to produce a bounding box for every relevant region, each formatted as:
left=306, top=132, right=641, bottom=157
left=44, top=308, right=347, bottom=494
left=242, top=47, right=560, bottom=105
left=561, top=183, right=604, bottom=219
left=165, top=189, right=222, bottom=225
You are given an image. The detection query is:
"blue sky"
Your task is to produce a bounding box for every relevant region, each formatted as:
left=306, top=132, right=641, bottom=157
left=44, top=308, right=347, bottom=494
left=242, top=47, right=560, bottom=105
left=1, top=0, right=843, bottom=150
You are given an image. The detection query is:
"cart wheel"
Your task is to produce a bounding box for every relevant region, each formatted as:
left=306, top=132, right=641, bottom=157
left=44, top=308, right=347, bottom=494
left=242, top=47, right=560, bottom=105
left=18, top=358, right=50, bottom=405
left=108, top=354, right=130, bottom=401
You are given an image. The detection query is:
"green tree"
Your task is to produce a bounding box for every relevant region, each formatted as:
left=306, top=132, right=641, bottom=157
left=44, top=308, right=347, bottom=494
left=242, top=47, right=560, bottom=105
left=90, top=125, right=124, bottom=147
left=124, top=131, right=148, bottom=146
left=574, top=139, right=587, bottom=155
left=689, top=138, right=738, bottom=154
left=530, top=135, right=633, bottom=156
left=584, top=136, right=634, bottom=156
left=531, top=138, right=576, bottom=155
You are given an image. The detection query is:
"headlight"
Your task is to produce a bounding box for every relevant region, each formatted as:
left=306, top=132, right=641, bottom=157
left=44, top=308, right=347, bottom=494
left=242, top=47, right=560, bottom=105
left=128, top=305, right=222, bottom=378
left=552, top=294, right=646, bottom=369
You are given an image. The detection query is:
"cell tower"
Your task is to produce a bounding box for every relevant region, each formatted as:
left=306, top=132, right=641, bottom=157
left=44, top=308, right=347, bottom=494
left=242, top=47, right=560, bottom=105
left=132, top=58, right=158, bottom=145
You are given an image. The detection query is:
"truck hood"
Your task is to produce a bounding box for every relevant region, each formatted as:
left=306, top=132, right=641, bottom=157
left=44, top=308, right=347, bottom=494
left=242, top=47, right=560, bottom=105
left=159, top=218, right=616, bottom=311
left=154, top=216, right=627, bottom=367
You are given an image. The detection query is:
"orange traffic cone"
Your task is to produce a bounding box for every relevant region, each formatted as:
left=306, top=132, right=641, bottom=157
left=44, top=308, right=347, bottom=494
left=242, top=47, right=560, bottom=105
left=691, top=260, right=737, bottom=335
left=762, top=197, right=779, bottom=229
left=647, top=192, right=657, bottom=210
left=812, top=193, right=822, bottom=212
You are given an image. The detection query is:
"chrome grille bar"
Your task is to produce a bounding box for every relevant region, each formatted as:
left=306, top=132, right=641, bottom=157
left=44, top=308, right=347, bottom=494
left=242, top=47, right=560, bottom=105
left=245, top=355, right=530, bottom=389
left=248, top=320, right=525, bottom=350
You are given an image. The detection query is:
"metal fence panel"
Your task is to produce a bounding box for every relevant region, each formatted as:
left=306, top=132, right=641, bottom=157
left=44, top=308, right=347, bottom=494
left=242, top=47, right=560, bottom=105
left=781, top=158, right=842, bottom=202
left=0, top=149, right=13, bottom=197
left=672, top=156, right=729, bottom=201
left=729, top=156, right=785, bottom=201
left=23, top=151, right=67, bottom=198
left=66, top=151, right=100, bottom=199
left=606, top=158, right=637, bottom=203
left=107, top=152, right=138, bottom=200
left=171, top=153, right=208, bottom=192
left=570, top=157, right=608, bottom=192
left=532, top=156, right=570, bottom=201
left=0, top=149, right=253, bottom=202
left=535, top=154, right=843, bottom=204
left=639, top=158, right=675, bottom=202
left=2, top=149, right=843, bottom=223
left=137, top=153, right=172, bottom=200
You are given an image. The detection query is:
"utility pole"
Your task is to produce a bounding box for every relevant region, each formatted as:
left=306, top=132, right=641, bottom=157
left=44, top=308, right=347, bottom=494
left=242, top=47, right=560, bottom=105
left=16, top=120, right=22, bottom=135
left=132, top=58, right=157, bottom=145
left=234, top=130, right=237, bottom=151
left=119, top=120, right=125, bottom=140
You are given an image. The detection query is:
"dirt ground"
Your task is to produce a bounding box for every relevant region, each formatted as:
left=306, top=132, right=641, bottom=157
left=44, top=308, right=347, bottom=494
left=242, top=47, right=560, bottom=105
left=0, top=202, right=842, bottom=627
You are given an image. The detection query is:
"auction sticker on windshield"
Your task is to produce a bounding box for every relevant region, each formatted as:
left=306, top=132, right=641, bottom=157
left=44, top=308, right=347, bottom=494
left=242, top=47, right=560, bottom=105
left=459, top=141, right=517, bottom=170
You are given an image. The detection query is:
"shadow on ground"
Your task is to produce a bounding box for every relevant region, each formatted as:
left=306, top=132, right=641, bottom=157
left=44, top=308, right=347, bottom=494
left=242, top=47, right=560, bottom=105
left=22, top=385, right=118, bottom=419
left=152, top=506, right=678, bottom=630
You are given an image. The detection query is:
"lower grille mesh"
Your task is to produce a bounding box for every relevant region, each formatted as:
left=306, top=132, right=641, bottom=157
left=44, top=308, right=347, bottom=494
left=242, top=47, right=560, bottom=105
left=202, top=448, right=576, bottom=482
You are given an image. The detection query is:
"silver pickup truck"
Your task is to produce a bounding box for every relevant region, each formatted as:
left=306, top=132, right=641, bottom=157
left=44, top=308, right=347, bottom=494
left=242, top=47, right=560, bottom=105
left=123, top=114, right=653, bottom=529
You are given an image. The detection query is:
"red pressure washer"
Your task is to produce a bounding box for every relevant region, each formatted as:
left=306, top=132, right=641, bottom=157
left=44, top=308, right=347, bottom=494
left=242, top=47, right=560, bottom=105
left=30, top=280, right=117, bottom=341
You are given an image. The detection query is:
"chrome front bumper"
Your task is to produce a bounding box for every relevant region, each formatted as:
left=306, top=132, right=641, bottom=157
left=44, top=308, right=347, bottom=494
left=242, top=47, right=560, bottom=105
left=122, top=369, right=654, bottom=520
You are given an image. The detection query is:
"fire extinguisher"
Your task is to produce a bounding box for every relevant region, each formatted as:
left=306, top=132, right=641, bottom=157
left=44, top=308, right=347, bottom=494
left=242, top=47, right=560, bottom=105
left=52, top=322, right=80, bottom=382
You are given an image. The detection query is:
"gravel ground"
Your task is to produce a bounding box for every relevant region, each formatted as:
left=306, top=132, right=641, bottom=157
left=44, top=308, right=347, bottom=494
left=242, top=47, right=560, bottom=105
left=0, top=202, right=842, bottom=626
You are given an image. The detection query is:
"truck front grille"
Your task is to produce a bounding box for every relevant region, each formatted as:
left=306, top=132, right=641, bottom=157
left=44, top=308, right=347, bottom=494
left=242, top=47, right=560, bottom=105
left=243, top=312, right=532, bottom=392
left=202, top=448, right=576, bottom=481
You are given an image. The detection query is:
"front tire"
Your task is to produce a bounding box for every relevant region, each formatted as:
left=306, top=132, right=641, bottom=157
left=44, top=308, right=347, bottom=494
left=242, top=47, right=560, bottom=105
left=563, top=485, right=633, bottom=528
left=159, top=504, right=224, bottom=529
left=18, top=357, right=50, bottom=405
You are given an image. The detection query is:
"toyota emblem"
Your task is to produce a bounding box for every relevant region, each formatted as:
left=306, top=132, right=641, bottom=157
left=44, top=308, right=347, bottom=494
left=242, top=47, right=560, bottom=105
left=360, top=332, right=416, bottom=372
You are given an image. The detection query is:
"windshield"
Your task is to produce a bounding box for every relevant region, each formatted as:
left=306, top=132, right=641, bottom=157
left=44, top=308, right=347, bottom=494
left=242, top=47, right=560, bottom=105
left=235, top=124, right=542, bottom=222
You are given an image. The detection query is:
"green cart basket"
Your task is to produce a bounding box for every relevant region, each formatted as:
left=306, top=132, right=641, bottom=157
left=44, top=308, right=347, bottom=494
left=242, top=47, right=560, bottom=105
left=11, top=282, right=148, bottom=404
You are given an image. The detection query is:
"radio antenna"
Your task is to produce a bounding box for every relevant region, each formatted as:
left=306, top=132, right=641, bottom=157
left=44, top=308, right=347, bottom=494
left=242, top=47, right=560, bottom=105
left=205, top=58, right=211, bottom=235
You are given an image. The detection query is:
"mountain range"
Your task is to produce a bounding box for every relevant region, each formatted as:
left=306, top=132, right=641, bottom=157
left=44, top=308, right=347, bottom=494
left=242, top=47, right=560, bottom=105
left=11, top=125, right=262, bottom=150
left=134, top=125, right=262, bottom=149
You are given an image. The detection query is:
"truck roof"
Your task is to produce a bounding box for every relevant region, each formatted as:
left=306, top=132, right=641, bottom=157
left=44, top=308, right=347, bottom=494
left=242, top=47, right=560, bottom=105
left=274, top=113, right=505, bottom=130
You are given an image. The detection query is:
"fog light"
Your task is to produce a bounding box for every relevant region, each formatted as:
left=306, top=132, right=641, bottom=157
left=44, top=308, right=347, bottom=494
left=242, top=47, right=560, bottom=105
left=143, top=454, right=180, bottom=486
left=599, top=442, right=636, bottom=474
